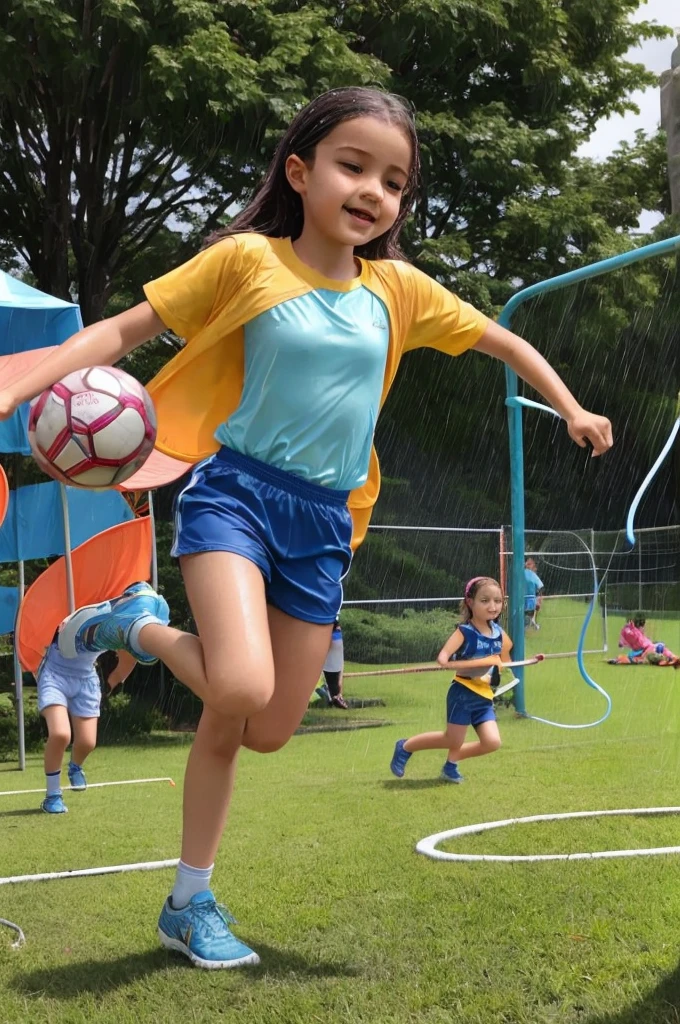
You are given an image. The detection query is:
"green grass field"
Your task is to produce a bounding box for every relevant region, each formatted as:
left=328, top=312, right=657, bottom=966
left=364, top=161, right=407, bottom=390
left=3, top=625, right=680, bottom=1023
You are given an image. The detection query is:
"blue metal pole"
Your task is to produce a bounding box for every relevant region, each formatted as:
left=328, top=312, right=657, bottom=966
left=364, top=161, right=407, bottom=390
left=501, top=232, right=680, bottom=719
left=501, top=351, right=527, bottom=714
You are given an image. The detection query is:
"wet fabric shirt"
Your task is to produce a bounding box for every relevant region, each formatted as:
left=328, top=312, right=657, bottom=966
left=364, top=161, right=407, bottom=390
left=144, top=234, right=489, bottom=544
left=216, top=288, right=389, bottom=490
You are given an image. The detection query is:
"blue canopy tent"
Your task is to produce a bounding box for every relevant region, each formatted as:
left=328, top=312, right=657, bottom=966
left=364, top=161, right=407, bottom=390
left=0, top=272, right=134, bottom=768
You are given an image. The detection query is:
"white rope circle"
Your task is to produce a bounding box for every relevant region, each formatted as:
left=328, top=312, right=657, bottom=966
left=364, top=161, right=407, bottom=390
left=416, top=807, right=680, bottom=863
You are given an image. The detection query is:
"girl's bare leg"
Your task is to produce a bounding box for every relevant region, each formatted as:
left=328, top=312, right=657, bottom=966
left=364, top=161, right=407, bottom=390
left=242, top=605, right=333, bottom=753
left=139, top=552, right=275, bottom=717
left=70, top=716, right=98, bottom=766
left=403, top=724, right=466, bottom=755
left=446, top=719, right=501, bottom=764
left=41, top=705, right=71, bottom=774
left=161, top=552, right=273, bottom=867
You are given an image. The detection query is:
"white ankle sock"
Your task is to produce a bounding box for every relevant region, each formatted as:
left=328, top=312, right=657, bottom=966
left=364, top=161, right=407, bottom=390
left=171, top=860, right=214, bottom=909
left=45, top=770, right=61, bottom=796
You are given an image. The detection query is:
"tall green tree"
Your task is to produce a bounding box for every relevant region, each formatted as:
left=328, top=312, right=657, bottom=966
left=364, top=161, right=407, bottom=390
left=0, top=0, right=669, bottom=323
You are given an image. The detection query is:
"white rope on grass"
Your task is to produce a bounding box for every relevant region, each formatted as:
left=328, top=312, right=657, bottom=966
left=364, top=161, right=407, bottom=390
left=416, top=807, right=680, bottom=863
left=0, top=858, right=180, bottom=886
left=0, top=776, right=176, bottom=798
left=0, top=917, right=25, bottom=948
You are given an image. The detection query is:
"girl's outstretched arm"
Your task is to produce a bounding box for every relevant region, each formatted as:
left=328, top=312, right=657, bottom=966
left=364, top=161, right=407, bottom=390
left=0, top=301, right=166, bottom=419
left=473, top=320, right=613, bottom=456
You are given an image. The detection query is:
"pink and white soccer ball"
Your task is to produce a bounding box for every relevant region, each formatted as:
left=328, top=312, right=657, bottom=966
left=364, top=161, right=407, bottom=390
left=28, top=366, right=157, bottom=488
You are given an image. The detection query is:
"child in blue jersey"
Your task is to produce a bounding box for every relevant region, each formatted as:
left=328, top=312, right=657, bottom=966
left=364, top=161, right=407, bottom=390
left=391, top=577, right=511, bottom=782
left=37, top=583, right=169, bottom=814
left=0, top=87, right=612, bottom=969
left=524, top=557, right=544, bottom=630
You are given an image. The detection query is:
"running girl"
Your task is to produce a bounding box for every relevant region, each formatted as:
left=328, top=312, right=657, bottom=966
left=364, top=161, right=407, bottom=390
left=38, top=583, right=168, bottom=813
left=0, top=86, right=612, bottom=968
left=390, top=576, right=511, bottom=782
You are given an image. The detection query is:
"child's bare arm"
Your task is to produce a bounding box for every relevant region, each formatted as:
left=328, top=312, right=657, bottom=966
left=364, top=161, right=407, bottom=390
left=0, top=302, right=166, bottom=417
left=474, top=320, right=612, bottom=455
left=437, top=629, right=465, bottom=666
left=107, top=650, right=137, bottom=690
left=501, top=630, right=513, bottom=660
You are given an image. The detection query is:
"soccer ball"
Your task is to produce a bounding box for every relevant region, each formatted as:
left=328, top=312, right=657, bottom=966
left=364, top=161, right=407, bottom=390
left=28, top=366, right=157, bottom=488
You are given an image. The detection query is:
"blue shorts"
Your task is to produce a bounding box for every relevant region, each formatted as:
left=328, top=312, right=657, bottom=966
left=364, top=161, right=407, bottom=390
left=446, top=681, right=496, bottom=727
left=525, top=596, right=537, bottom=612
left=37, top=663, right=101, bottom=718
left=172, top=446, right=353, bottom=624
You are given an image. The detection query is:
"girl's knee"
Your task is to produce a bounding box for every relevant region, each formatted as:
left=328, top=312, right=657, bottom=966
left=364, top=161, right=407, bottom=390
left=47, top=729, right=71, bottom=749
left=485, top=735, right=502, bottom=753
left=241, top=730, right=289, bottom=754
left=204, top=668, right=274, bottom=718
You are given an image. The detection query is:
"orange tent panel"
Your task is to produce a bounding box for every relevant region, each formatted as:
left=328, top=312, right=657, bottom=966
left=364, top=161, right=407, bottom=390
left=16, top=517, right=152, bottom=673
left=0, top=463, right=7, bottom=528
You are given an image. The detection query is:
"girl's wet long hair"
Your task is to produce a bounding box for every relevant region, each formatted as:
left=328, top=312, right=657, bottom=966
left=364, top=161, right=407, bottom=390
left=459, top=577, right=503, bottom=624
left=203, top=87, right=420, bottom=260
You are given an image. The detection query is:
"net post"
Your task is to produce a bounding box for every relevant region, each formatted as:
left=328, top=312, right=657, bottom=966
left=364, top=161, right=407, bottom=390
left=502, top=353, right=527, bottom=715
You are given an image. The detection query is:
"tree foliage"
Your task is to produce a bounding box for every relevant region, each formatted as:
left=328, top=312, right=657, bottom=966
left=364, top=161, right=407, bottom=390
left=0, top=0, right=670, bottom=322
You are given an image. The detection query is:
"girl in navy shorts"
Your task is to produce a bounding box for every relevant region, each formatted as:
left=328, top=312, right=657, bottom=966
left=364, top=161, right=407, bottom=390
left=0, top=88, right=611, bottom=968
left=391, top=577, right=512, bottom=783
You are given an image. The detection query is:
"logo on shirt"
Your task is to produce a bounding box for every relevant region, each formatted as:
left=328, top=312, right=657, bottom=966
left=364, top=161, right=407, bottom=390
left=372, top=318, right=388, bottom=330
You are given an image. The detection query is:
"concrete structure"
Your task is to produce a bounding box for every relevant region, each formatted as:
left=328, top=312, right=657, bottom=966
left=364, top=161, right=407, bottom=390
left=660, top=33, right=680, bottom=213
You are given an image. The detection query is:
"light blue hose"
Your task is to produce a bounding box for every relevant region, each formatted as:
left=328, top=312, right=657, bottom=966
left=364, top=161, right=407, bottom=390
left=626, top=415, right=680, bottom=547
left=510, top=396, right=612, bottom=728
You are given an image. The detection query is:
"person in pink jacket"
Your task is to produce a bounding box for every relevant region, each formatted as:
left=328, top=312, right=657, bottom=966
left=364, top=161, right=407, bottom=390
left=618, top=612, right=680, bottom=666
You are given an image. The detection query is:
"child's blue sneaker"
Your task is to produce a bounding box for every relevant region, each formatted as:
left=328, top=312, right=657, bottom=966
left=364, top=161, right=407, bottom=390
left=314, top=684, right=331, bottom=704
left=68, top=763, right=87, bottom=791
left=158, top=890, right=260, bottom=969
left=58, top=585, right=169, bottom=665
left=41, top=793, right=68, bottom=814
left=441, top=761, right=464, bottom=783
left=390, top=738, right=412, bottom=778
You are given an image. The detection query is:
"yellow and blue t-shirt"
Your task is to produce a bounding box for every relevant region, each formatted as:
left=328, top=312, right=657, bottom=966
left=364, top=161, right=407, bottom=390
left=143, top=233, right=488, bottom=546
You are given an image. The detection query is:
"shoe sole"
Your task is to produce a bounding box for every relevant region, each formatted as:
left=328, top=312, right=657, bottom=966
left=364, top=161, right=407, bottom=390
left=440, top=776, right=464, bottom=783
left=41, top=803, right=68, bottom=813
left=68, top=783, right=87, bottom=791
left=57, top=601, right=112, bottom=658
left=158, top=929, right=260, bottom=969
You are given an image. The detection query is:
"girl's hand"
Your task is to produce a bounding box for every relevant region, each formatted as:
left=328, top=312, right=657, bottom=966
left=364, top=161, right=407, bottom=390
left=566, top=410, right=613, bottom=456
left=0, top=391, right=18, bottom=422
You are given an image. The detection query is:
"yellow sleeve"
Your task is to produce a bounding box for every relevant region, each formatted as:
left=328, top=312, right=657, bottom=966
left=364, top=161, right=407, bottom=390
left=143, top=236, right=245, bottom=340
left=401, top=264, right=488, bottom=356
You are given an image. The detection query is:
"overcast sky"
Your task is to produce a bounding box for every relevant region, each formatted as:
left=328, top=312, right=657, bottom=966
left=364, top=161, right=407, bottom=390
left=578, top=0, right=675, bottom=159
left=577, top=0, right=676, bottom=229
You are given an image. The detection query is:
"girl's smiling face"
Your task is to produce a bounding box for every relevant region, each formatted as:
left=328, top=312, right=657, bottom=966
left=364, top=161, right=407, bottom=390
left=468, top=582, right=503, bottom=624
left=285, top=115, right=412, bottom=249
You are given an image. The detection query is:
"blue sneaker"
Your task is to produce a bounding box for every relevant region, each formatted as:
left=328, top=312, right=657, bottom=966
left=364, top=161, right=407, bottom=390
left=441, top=761, right=464, bottom=783
left=158, top=890, right=260, bottom=969
left=68, top=763, right=87, bottom=791
left=390, top=738, right=412, bottom=778
left=41, top=793, right=68, bottom=814
left=314, top=684, right=331, bottom=705
left=58, top=585, right=169, bottom=665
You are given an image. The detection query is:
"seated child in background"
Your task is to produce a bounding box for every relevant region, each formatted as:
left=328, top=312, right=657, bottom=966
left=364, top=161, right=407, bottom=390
left=37, top=581, right=169, bottom=813
left=617, top=612, right=680, bottom=667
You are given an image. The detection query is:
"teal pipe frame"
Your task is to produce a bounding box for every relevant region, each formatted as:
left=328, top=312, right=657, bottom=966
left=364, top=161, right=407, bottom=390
left=501, top=233, right=680, bottom=716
